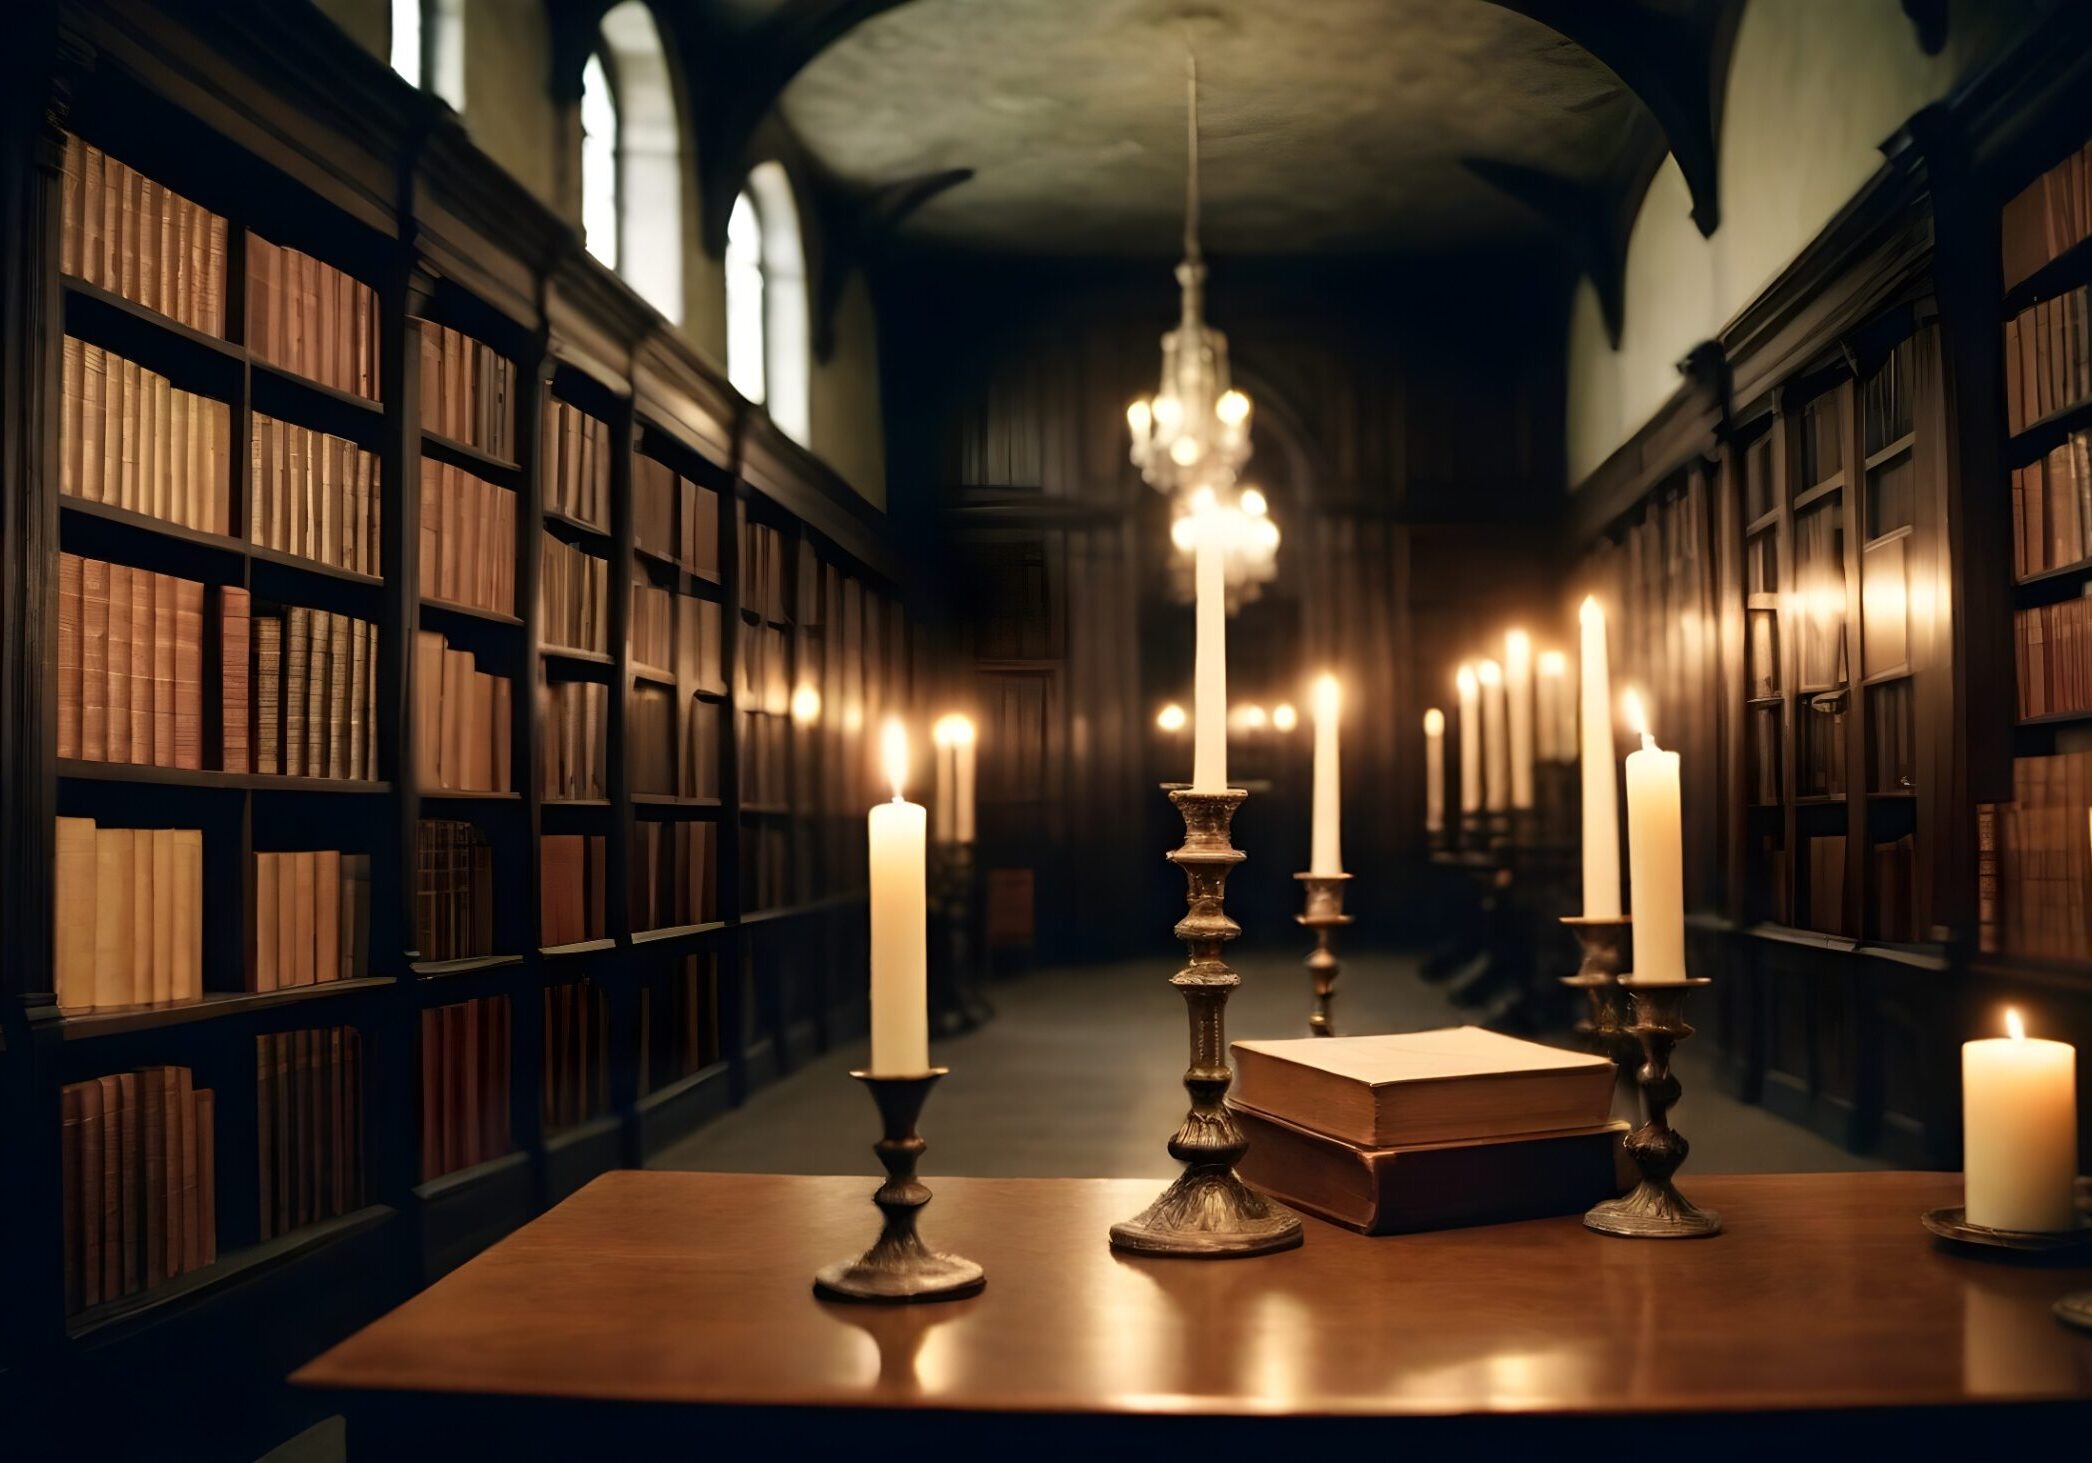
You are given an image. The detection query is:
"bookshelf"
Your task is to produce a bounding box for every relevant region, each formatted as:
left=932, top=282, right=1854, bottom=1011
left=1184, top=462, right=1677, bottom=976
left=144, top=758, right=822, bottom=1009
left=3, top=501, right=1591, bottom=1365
left=1, top=11, right=907, bottom=1446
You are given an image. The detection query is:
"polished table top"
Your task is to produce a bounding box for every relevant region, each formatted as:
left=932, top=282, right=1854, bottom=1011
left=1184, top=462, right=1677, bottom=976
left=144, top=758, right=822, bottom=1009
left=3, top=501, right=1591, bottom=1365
left=295, top=1170, right=2092, bottom=1419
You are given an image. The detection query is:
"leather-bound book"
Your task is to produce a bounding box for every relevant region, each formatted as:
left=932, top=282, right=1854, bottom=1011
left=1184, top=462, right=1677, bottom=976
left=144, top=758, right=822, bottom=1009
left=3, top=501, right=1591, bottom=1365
left=130, top=567, right=154, bottom=761
left=315, top=849, right=342, bottom=983
left=95, top=1074, right=122, bottom=1300
left=140, top=1067, right=166, bottom=1284
left=492, top=674, right=511, bottom=793
left=149, top=827, right=174, bottom=1005
left=1230, top=1101, right=1630, bottom=1236
left=117, top=1072, right=141, bottom=1294
left=179, top=1068, right=201, bottom=1272
left=105, top=563, right=131, bottom=764
left=173, top=828, right=202, bottom=1002
left=363, top=620, right=380, bottom=779
left=92, top=827, right=132, bottom=1012
left=220, top=585, right=250, bottom=773
left=78, top=1080, right=104, bottom=1306
left=255, top=853, right=279, bottom=992
left=55, top=815, right=98, bottom=1012
left=173, top=576, right=203, bottom=770
left=62, top=1086, right=83, bottom=1311
left=291, top=850, right=317, bottom=989
left=327, top=612, right=350, bottom=778
left=347, top=615, right=367, bottom=780
left=305, top=608, right=331, bottom=778
left=58, top=553, right=82, bottom=760
left=256, top=614, right=282, bottom=774
left=284, top=606, right=309, bottom=776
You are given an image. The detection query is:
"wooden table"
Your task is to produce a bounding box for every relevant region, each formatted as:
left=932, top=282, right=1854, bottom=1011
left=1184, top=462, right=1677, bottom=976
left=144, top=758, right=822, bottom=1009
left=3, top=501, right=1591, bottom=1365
left=296, top=1170, right=2092, bottom=1453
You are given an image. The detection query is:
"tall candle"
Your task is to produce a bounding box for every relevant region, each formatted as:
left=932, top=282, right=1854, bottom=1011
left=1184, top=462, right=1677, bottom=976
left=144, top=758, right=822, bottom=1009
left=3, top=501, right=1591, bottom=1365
left=1505, top=629, right=1535, bottom=811
left=1579, top=597, right=1621, bottom=917
left=1622, top=690, right=1684, bottom=981
left=932, top=714, right=977, bottom=845
left=1536, top=649, right=1567, bottom=763
left=1963, top=1009, right=2078, bottom=1231
left=1423, top=707, right=1446, bottom=834
left=1192, top=520, right=1227, bottom=793
left=868, top=718, right=928, bottom=1075
left=1478, top=659, right=1507, bottom=814
left=1310, top=674, right=1342, bottom=875
left=931, top=726, right=954, bottom=844
left=1455, top=664, right=1480, bottom=816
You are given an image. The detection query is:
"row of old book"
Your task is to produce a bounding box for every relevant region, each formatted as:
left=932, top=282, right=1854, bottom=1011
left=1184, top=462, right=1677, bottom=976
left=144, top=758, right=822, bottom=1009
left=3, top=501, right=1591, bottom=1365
left=629, top=579, right=728, bottom=691
left=639, top=955, right=722, bottom=1091
left=542, top=679, right=608, bottom=800
left=419, top=997, right=513, bottom=1181
left=2013, top=591, right=2092, bottom=718
left=420, top=460, right=517, bottom=614
left=415, top=819, right=495, bottom=962
left=629, top=684, right=677, bottom=797
left=1979, top=749, right=2092, bottom=958
left=54, top=554, right=213, bottom=770
left=253, top=605, right=379, bottom=781
left=412, top=630, right=513, bottom=793
left=1224, top=1028, right=1627, bottom=1235
left=739, top=510, right=790, bottom=622
left=60, top=338, right=232, bottom=536
left=2003, top=283, right=2092, bottom=436
left=2011, top=430, right=2092, bottom=579
left=58, top=133, right=228, bottom=337
left=633, top=453, right=721, bottom=577
left=418, top=321, right=516, bottom=460
left=632, top=821, right=719, bottom=931
left=247, top=235, right=380, bottom=401
left=543, top=982, right=610, bottom=1130
left=2003, top=136, right=2092, bottom=291
left=683, top=696, right=724, bottom=801
left=253, top=414, right=382, bottom=577
left=53, top=818, right=203, bottom=1015
left=541, top=834, right=608, bottom=947
left=738, top=621, right=793, bottom=714
left=632, top=577, right=673, bottom=674
left=253, top=851, right=372, bottom=992
left=542, top=532, right=609, bottom=654
left=61, top=1066, right=217, bottom=1315
left=542, top=399, right=612, bottom=529
left=257, top=1028, right=365, bottom=1241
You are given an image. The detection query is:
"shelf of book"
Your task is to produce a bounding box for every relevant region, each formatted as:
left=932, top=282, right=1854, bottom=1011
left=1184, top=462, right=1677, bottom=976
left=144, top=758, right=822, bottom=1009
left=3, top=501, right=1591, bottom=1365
left=54, top=976, right=396, bottom=1042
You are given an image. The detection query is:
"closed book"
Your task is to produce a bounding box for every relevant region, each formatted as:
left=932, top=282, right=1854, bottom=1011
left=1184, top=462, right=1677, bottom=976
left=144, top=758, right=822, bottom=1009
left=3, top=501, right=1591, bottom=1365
left=173, top=577, right=203, bottom=770
left=92, top=827, right=132, bottom=1012
left=106, top=564, right=131, bottom=763
left=1229, top=1027, right=1615, bottom=1148
left=149, top=827, right=174, bottom=1005
left=315, top=849, right=342, bottom=983
left=129, top=567, right=154, bottom=762
left=173, top=828, right=202, bottom=1001
left=78, top=555, right=107, bottom=757
left=79, top=1080, right=104, bottom=1306
left=255, top=853, right=279, bottom=992
left=327, top=612, right=351, bottom=778
left=220, top=585, right=250, bottom=772
left=58, top=551, right=82, bottom=759
left=96, top=1075, right=122, bottom=1301
left=55, top=815, right=98, bottom=1012
left=153, top=570, right=177, bottom=765
left=284, top=607, right=309, bottom=776
left=256, top=615, right=282, bottom=774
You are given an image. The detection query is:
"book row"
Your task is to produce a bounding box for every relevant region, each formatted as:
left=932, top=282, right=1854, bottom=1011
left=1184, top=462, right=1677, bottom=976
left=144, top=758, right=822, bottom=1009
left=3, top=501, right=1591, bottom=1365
left=60, top=338, right=232, bottom=535
left=1978, top=750, right=2092, bottom=959
left=253, top=414, right=382, bottom=577
left=419, top=997, right=513, bottom=1182
left=418, top=321, right=516, bottom=460
left=412, top=631, right=514, bottom=793
left=2013, top=592, right=2092, bottom=718
left=61, top=1067, right=217, bottom=1315
left=540, top=834, right=608, bottom=948
left=252, top=605, right=378, bottom=781
left=631, top=821, right=719, bottom=931
left=632, top=576, right=672, bottom=673
left=2010, top=429, right=2092, bottom=578
left=737, top=621, right=793, bottom=715
left=257, top=1028, right=365, bottom=1241
left=629, top=684, right=676, bottom=798
left=541, top=532, right=608, bottom=653
left=420, top=460, right=517, bottom=614
left=53, top=818, right=203, bottom=1015
left=252, top=851, right=373, bottom=993
left=542, top=981, right=610, bottom=1131
left=739, top=510, right=789, bottom=622
left=682, top=695, right=724, bottom=801
left=247, top=235, right=380, bottom=401
left=415, top=820, right=495, bottom=963
left=743, top=823, right=791, bottom=912
left=55, top=555, right=214, bottom=770
left=633, top=454, right=720, bottom=577
left=2002, top=136, right=2092, bottom=291
left=2003, top=283, right=2092, bottom=436
left=542, top=399, right=612, bottom=529
left=542, top=679, right=608, bottom=801
left=638, top=955, right=722, bottom=1092
left=58, top=133, right=228, bottom=336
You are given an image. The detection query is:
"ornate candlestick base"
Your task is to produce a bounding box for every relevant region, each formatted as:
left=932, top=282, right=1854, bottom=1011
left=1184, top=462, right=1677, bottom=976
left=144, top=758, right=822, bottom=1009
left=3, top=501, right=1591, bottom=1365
left=1585, top=980, right=1722, bottom=1239
left=1296, top=872, right=1353, bottom=1036
left=1111, top=787, right=1304, bottom=1258
left=1559, top=915, right=1634, bottom=1065
left=814, top=1069, right=986, bottom=1302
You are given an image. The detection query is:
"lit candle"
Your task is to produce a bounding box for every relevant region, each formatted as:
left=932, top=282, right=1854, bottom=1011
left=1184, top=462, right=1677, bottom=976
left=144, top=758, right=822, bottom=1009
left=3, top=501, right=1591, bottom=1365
left=1963, top=1008, right=2078, bottom=1232
left=1191, top=514, right=1227, bottom=793
left=931, top=721, right=955, bottom=844
left=1505, top=630, right=1535, bottom=811
left=1310, top=674, right=1342, bottom=875
left=1579, top=597, right=1621, bottom=917
left=1423, top=707, right=1446, bottom=834
left=1622, top=690, right=1684, bottom=981
left=1537, top=649, right=1568, bottom=763
left=868, top=718, right=928, bottom=1075
left=1455, top=665, right=1480, bottom=816
left=1478, top=659, right=1507, bottom=814
left=931, top=714, right=977, bottom=845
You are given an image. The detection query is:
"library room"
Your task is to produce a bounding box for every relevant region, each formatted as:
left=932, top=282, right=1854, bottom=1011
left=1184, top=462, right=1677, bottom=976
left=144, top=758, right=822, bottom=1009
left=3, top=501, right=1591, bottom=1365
left=2, top=0, right=2091, bottom=1456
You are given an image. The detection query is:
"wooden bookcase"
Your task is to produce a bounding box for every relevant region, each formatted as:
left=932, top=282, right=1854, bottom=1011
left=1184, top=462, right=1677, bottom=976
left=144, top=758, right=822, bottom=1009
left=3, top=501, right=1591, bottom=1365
left=0, top=6, right=907, bottom=1446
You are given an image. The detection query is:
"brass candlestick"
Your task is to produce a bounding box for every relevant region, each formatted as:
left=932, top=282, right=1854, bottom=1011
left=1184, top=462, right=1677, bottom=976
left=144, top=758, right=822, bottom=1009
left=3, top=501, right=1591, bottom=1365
left=814, top=1069, right=986, bottom=1302
left=1295, top=872, right=1353, bottom=1036
left=1110, top=786, right=1304, bottom=1258
left=1585, top=980, right=1722, bottom=1239
left=1559, top=915, right=1634, bottom=1064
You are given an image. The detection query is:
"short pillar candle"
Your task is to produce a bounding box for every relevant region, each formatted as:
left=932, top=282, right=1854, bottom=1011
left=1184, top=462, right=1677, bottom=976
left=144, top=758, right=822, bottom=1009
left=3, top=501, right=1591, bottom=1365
left=1963, top=1008, right=2078, bottom=1232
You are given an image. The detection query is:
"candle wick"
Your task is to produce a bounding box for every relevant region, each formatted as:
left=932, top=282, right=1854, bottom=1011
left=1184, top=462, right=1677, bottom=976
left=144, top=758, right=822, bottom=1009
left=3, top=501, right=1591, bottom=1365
left=1641, top=732, right=1658, bottom=753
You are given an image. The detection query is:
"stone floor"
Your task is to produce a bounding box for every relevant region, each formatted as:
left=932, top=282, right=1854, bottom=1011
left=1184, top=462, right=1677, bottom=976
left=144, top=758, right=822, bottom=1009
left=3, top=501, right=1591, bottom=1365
left=653, top=948, right=1888, bottom=1179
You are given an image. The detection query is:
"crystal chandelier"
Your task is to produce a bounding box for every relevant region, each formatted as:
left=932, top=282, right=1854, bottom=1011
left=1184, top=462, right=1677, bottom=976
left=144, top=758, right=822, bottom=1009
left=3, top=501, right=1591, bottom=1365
left=1129, top=54, right=1277, bottom=605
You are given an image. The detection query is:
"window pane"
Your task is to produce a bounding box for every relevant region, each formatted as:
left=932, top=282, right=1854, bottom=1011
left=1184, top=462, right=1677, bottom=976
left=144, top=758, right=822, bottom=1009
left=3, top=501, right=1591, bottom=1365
left=390, top=0, right=421, bottom=84
left=581, top=54, right=619, bottom=270
left=727, top=192, right=766, bottom=404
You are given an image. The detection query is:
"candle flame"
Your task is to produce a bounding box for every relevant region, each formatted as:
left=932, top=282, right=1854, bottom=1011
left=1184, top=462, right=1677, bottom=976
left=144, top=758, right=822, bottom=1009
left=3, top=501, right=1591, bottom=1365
left=1456, top=663, right=1477, bottom=696
left=1156, top=702, right=1187, bottom=733
left=1272, top=702, right=1298, bottom=732
left=1477, top=659, right=1502, bottom=687
left=1579, top=594, right=1604, bottom=628
left=2006, top=1007, right=2026, bottom=1041
left=881, top=717, right=909, bottom=801
left=1622, top=687, right=1649, bottom=738
left=1505, top=629, right=1531, bottom=668
left=1537, top=649, right=1567, bottom=678
left=1313, top=673, right=1341, bottom=722
left=1423, top=707, right=1445, bottom=736
left=932, top=712, right=975, bottom=748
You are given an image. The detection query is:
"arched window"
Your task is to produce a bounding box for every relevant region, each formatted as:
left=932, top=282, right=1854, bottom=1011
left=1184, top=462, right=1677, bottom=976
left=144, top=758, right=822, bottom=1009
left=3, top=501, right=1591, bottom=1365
left=582, top=2, right=685, bottom=323
left=390, top=0, right=464, bottom=112
left=726, top=162, right=810, bottom=445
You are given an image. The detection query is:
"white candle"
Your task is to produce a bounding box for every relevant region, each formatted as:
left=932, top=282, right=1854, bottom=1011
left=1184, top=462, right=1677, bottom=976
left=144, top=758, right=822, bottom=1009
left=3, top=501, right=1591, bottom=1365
left=1963, top=1009, right=2078, bottom=1232
left=1478, top=659, right=1507, bottom=814
left=1310, top=674, right=1342, bottom=875
left=1455, top=665, right=1480, bottom=816
left=1622, top=690, right=1684, bottom=981
left=1505, top=629, right=1535, bottom=811
left=1579, top=597, right=1621, bottom=917
left=1423, top=708, right=1445, bottom=834
left=931, top=729, right=954, bottom=844
left=1547, top=650, right=1578, bottom=763
left=1191, top=519, right=1227, bottom=793
left=1537, top=649, right=1568, bottom=763
left=931, top=714, right=977, bottom=845
left=868, top=718, right=928, bottom=1076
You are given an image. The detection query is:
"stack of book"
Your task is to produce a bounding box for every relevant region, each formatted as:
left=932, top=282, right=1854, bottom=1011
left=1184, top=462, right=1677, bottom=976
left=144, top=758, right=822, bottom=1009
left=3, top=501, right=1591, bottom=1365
left=412, top=630, right=512, bottom=792
left=1226, top=1027, right=1626, bottom=1234
left=539, top=834, right=607, bottom=947
left=251, top=604, right=377, bottom=780
left=1979, top=748, right=2092, bottom=957
left=418, top=997, right=512, bottom=1181
left=542, top=980, right=609, bottom=1129
left=246, top=235, right=379, bottom=400
left=251, top=851, right=371, bottom=991
left=540, top=679, right=607, bottom=800
left=55, top=554, right=223, bottom=771
left=2013, top=589, right=2092, bottom=717
left=58, top=133, right=228, bottom=335
left=53, top=817, right=203, bottom=1014
left=256, top=1028, right=364, bottom=1240
left=544, top=400, right=611, bottom=528
left=2010, top=429, right=2092, bottom=578
left=417, top=322, right=515, bottom=459
left=2003, top=136, right=2092, bottom=290
left=630, top=822, right=717, bottom=930
left=420, top=461, right=515, bottom=613
left=251, top=415, right=381, bottom=575
left=61, top=339, right=232, bottom=533
left=414, top=819, right=495, bottom=961
left=540, top=532, right=608, bottom=653
left=2004, top=282, right=2092, bottom=434
left=60, top=1066, right=216, bottom=1314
